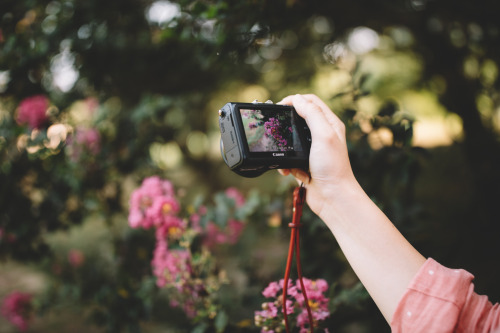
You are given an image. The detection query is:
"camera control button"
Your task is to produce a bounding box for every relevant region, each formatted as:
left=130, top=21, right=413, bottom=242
left=225, top=146, right=241, bottom=166
left=269, top=165, right=279, bottom=169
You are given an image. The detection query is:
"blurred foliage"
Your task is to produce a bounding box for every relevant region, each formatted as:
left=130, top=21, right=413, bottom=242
left=1, top=0, right=500, bottom=332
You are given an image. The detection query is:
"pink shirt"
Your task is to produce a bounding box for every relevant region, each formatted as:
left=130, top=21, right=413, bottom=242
left=391, top=258, right=500, bottom=332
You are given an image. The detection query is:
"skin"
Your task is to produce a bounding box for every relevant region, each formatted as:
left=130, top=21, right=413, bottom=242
left=278, top=94, right=426, bottom=324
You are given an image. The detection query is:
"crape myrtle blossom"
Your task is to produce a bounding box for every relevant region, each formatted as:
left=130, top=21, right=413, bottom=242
left=189, top=187, right=247, bottom=248
left=68, top=249, right=85, bottom=268
left=152, top=243, right=191, bottom=289
left=203, top=219, right=245, bottom=247
left=128, top=176, right=178, bottom=229
left=1, top=291, right=33, bottom=331
left=16, top=95, right=50, bottom=129
left=128, top=177, right=249, bottom=320
left=67, top=126, right=101, bottom=162
left=255, top=278, right=331, bottom=333
left=224, top=187, right=246, bottom=207
left=295, top=278, right=330, bottom=333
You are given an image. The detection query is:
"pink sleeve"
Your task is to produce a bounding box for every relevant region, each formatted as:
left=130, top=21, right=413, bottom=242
left=391, top=258, right=500, bottom=333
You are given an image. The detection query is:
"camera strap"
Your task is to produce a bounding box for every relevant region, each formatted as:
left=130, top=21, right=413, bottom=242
left=282, top=184, right=314, bottom=333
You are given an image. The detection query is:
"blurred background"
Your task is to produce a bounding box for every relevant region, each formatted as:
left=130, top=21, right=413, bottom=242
left=1, top=0, right=500, bottom=332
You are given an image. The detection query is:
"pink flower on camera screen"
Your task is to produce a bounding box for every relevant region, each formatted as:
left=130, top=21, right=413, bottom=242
left=1, top=291, right=33, bottom=331
left=16, top=95, right=49, bottom=129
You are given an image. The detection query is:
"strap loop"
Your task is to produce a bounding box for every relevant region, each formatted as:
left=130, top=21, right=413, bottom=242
left=282, top=185, right=314, bottom=333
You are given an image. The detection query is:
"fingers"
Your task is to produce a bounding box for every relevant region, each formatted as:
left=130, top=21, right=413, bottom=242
left=292, top=95, right=343, bottom=145
left=280, top=94, right=345, bottom=143
left=278, top=169, right=290, bottom=176
left=290, top=168, right=311, bottom=185
left=278, top=168, right=310, bottom=185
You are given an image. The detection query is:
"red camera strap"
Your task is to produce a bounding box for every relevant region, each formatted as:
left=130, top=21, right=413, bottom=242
left=282, top=185, right=314, bottom=333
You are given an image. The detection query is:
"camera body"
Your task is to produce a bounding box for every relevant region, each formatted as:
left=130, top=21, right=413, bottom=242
left=218, top=101, right=311, bottom=178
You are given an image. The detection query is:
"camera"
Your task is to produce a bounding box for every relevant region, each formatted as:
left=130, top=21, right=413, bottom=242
left=218, top=100, right=311, bottom=178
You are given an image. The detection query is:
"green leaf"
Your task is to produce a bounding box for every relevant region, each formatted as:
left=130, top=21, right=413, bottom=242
left=191, top=322, right=208, bottom=333
left=215, top=310, right=229, bottom=333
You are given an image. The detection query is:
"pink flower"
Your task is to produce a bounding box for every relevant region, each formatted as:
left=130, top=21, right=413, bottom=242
left=155, top=216, right=185, bottom=240
left=128, top=176, right=177, bottom=229
left=75, top=127, right=100, bottom=154
left=16, top=95, right=49, bottom=129
left=262, top=281, right=280, bottom=298
left=151, top=248, right=191, bottom=288
left=85, top=97, right=99, bottom=114
left=67, top=127, right=101, bottom=162
left=225, top=187, right=246, bottom=207
left=255, top=278, right=330, bottom=332
left=279, top=278, right=299, bottom=298
left=68, top=249, right=85, bottom=268
left=255, top=302, right=278, bottom=319
left=128, top=209, right=144, bottom=228
left=1, top=291, right=33, bottom=331
left=204, top=222, right=229, bottom=246
left=142, top=176, right=175, bottom=197
left=227, top=219, right=245, bottom=243
left=146, top=195, right=181, bottom=227
left=295, top=278, right=330, bottom=331
left=202, top=219, right=245, bottom=247
left=294, top=278, right=329, bottom=306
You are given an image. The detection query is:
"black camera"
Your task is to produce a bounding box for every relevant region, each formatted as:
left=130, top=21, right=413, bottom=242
left=218, top=100, right=311, bottom=178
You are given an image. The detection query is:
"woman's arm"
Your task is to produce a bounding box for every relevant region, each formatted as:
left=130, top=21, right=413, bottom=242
left=279, top=94, right=426, bottom=323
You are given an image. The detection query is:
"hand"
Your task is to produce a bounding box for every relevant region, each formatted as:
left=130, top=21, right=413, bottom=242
left=278, top=94, right=359, bottom=218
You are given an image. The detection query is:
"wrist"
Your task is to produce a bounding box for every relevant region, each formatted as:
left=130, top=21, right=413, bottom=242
left=316, top=178, right=368, bottom=228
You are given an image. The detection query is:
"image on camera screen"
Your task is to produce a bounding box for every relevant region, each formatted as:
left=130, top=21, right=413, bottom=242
left=240, top=108, right=303, bottom=153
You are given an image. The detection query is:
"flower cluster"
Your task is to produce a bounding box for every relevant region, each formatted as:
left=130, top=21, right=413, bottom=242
left=196, top=188, right=246, bottom=248
left=65, top=97, right=101, bottom=162
left=128, top=176, right=180, bottom=230
left=128, top=176, right=188, bottom=286
left=264, top=117, right=292, bottom=151
left=16, top=95, right=50, bottom=129
left=1, top=291, right=33, bottom=331
left=128, top=176, right=248, bottom=320
left=66, top=126, right=101, bottom=162
left=255, top=278, right=330, bottom=333
left=13, top=95, right=102, bottom=161
left=68, top=249, right=85, bottom=268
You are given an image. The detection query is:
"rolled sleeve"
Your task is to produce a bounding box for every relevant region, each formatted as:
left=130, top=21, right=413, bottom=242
left=391, top=258, right=500, bottom=333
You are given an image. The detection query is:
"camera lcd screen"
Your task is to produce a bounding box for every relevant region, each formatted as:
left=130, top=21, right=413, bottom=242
left=240, top=108, right=304, bottom=153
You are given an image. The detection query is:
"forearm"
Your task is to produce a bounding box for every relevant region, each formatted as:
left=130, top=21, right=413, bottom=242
left=318, top=180, right=426, bottom=323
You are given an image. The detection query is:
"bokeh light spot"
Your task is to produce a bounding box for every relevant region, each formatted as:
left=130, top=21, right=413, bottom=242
left=150, top=141, right=182, bottom=169
left=186, top=131, right=209, bottom=159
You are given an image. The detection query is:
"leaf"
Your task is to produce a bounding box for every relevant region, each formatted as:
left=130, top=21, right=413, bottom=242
left=191, top=322, right=208, bottom=333
left=215, top=310, right=229, bottom=333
